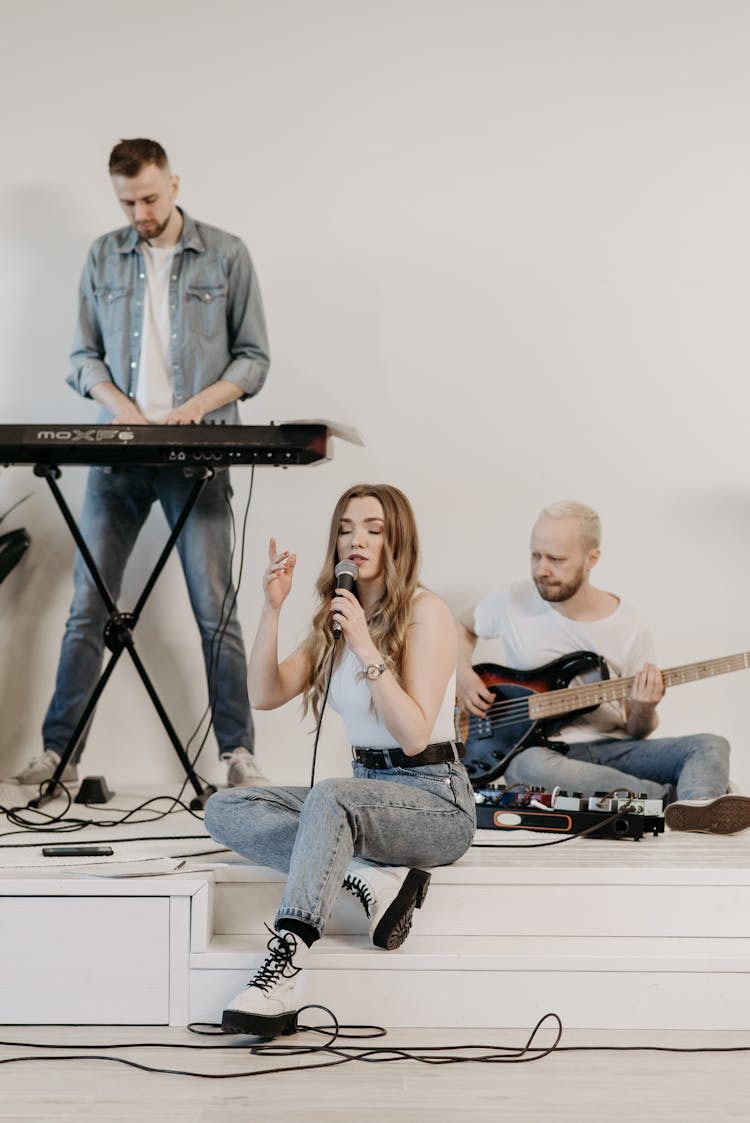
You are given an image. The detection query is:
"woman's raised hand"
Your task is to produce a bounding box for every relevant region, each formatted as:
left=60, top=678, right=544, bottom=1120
left=263, top=537, right=297, bottom=609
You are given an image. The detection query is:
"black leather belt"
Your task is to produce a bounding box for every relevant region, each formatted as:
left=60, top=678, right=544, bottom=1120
left=353, top=741, right=465, bottom=770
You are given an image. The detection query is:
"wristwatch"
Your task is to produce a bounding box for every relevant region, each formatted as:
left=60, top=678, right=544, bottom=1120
left=362, top=662, right=387, bottom=681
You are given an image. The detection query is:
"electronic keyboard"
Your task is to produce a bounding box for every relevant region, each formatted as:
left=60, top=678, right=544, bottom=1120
left=0, top=422, right=329, bottom=467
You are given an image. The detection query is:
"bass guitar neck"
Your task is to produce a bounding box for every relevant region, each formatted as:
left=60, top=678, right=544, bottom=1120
left=459, top=648, right=750, bottom=789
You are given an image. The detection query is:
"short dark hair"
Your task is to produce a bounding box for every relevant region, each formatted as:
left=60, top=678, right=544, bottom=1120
left=108, top=138, right=169, bottom=178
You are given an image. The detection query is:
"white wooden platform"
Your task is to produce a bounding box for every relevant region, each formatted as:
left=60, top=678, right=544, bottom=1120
left=0, top=791, right=748, bottom=1030
left=189, top=832, right=750, bottom=1031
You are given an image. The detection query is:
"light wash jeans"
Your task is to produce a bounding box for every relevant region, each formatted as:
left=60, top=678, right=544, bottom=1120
left=204, top=761, right=477, bottom=938
left=42, top=464, right=253, bottom=761
left=503, top=733, right=730, bottom=803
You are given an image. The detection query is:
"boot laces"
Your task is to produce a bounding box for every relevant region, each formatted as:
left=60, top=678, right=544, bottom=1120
left=249, top=927, right=302, bottom=994
left=343, top=873, right=374, bottom=918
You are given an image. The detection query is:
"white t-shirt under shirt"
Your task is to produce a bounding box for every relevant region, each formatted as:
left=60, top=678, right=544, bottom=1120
left=472, top=581, right=655, bottom=743
left=135, top=243, right=178, bottom=422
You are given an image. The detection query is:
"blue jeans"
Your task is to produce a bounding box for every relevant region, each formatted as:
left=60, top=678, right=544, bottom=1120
left=503, top=734, right=731, bottom=802
left=204, top=761, right=477, bottom=937
left=42, top=465, right=253, bottom=761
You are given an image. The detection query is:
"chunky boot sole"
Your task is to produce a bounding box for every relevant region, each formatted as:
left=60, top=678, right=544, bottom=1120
left=372, top=867, right=431, bottom=950
left=221, top=1006, right=298, bottom=1039
left=665, top=795, right=750, bottom=835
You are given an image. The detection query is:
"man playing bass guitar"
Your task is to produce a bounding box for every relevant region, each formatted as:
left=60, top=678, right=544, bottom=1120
left=456, top=500, right=750, bottom=834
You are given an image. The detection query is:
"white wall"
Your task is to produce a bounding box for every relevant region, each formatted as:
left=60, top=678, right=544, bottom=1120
left=1, top=0, right=749, bottom=791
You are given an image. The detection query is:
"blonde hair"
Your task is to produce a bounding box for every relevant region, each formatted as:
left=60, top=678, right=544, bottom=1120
left=302, top=483, right=420, bottom=720
left=537, top=500, right=602, bottom=551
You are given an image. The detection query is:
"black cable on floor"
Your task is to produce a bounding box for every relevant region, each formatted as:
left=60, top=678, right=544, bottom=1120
left=0, top=1011, right=564, bottom=1079
left=0, top=1007, right=746, bottom=1082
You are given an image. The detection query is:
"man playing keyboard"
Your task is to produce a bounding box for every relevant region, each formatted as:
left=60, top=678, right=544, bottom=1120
left=12, top=138, right=270, bottom=789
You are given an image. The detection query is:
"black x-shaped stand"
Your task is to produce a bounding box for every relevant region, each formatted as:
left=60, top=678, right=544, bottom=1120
left=29, top=463, right=218, bottom=810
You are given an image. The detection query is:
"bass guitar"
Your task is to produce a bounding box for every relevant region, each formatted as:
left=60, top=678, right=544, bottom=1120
left=457, top=649, right=750, bottom=788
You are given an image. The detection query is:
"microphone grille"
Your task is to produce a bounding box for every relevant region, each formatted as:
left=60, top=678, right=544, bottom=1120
left=334, top=559, right=359, bottom=581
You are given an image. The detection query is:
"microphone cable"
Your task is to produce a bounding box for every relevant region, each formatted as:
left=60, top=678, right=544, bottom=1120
left=308, top=559, right=358, bottom=787
left=309, top=637, right=339, bottom=789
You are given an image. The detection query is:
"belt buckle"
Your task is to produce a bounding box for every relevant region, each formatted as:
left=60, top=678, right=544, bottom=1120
left=354, top=747, right=381, bottom=769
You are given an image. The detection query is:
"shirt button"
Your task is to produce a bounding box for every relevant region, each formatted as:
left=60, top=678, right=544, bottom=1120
left=134, top=331, right=139, bottom=338
left=139, top=273, right=145, bottom=279
left=171, top=274, right=177, bottom=281
left=171, top=333, right=177, bottom=340
left=130, top=361, right=137, bottom=369
left=170, top=304, right=176, bottom=310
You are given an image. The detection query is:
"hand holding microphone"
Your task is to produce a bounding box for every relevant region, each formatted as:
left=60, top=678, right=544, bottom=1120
left=331, top=559, right=359, bottom=638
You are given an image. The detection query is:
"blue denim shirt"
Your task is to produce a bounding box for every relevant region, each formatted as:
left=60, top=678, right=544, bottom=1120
left=68, top=210, right=270, bottom=423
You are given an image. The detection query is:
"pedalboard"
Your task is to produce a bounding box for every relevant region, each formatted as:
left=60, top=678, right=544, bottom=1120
left=474, top=786, right=665, bottom=840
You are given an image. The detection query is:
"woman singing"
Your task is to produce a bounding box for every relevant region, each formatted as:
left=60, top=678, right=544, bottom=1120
left=204, top=483, right=476, bottom=1038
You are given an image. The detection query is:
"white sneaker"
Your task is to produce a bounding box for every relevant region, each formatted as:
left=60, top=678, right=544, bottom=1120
left=12, top=750, right=78, bottom=786
left=665, top=794, right=750, bottom=835
left=221, top=747, right=271, bottom=787
left=222, top=927, right=309, bottom=1038
left=343, top=858, right=431, bottom=949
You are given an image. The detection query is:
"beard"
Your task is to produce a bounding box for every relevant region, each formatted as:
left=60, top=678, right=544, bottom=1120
left=135, top=211, right=172, bottom=241
left=533, top=565, right=586, bottom=603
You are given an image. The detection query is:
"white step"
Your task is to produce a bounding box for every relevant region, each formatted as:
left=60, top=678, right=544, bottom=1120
left=189, top=933, right=750, bottom=1031
left=187, top=832, right=750, bottom=1029
left=208, top=863, right=750, bottom=939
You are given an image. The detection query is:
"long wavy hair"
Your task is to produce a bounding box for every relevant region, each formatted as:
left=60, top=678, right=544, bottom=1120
left=302, top=483, right=421, bottom=720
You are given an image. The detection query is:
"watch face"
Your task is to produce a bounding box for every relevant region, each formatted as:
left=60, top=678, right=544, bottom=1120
left=366, top=663, right=385, bottom=679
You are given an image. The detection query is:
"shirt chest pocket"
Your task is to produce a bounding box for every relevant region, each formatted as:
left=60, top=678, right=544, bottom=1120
left=185, top=284, right=228, bottom=338
left=93, top=286, right=130, bottom=336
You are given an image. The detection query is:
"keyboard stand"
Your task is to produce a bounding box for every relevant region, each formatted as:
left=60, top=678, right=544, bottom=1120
left=29, top=463, right=218, bottom=810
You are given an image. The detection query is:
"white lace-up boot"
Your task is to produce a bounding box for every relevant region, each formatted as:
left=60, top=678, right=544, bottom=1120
left=343, top=858, right=431, bottom=950
left=222, top=927, right=310, bottom=1038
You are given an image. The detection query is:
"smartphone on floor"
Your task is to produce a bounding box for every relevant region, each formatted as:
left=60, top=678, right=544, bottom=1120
left=41, top=845, right=114, bottom=857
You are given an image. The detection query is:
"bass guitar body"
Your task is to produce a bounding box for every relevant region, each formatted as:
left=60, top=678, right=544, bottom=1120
left=458, top=651, right=609, bottom=789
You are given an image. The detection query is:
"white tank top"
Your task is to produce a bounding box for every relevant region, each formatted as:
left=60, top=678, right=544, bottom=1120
left=328, top=644, right=457, bottom=749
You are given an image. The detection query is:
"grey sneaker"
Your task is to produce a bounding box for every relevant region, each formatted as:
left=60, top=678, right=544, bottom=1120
left=665, top=794, right=750, bottom=834
left=12, top=750, right=78, bottom=786
left=221, top=747, right=271, bottom=787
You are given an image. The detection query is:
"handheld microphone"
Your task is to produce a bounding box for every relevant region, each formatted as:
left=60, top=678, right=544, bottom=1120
left=332, top=559, right=359, bottom=636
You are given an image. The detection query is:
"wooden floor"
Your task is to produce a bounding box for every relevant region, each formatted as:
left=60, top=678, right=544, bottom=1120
left=1, top=786, right=749, bottom=1117
left=0, top=1025, right=746, bottom=1121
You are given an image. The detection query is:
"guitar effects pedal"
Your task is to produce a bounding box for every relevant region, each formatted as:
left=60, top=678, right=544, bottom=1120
left=474, top=786, right=665, bottom=840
